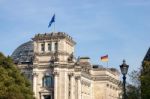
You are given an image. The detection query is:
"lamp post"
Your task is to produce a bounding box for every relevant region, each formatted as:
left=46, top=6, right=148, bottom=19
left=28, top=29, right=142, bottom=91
left=120, top=60, right=129, bottom=99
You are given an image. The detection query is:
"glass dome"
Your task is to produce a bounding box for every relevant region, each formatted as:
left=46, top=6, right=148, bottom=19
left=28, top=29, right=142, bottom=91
left=11, top=41, right=34, bottom=64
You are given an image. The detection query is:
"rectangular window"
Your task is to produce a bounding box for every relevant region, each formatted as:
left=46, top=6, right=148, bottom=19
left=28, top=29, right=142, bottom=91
left=43, top=95, right=51, bottom=99
left=41, top=43, right=45, bottom=51
left=48, top=43, right=51, bottom=51
left=54, top=42, right=58, bottom=51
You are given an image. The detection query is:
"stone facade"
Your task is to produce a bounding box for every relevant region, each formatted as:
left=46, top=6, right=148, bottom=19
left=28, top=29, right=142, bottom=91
left=11, top=32, right=121, bottom=99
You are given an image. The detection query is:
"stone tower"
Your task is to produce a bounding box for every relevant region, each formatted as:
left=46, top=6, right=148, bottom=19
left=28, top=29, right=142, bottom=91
left=32, top=32, right=76, bottom=64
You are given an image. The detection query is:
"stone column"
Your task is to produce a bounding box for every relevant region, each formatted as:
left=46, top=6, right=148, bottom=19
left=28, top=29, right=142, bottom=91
left=68, top=73, right=74, bottom=99
left=75, top=77, right=78, bottom=99
left=52, top=42, right=54, bottom=52
left=32, top=72, right=38, bottom=97
left=78, top=76, right=81, bottom=99
left=75, top=76, right=81, bottom=99
left=54, top=72, right=59, bottom=99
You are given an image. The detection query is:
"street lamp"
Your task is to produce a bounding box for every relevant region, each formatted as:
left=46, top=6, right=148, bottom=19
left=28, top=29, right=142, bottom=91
left=120, top=60, right=129, bottom=99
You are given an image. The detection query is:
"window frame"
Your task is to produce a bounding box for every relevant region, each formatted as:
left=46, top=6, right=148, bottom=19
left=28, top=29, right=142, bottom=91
left=48, top=43, right=51, bottom=51
left=43, top=75, right=53, bottom=88
left=41, top=43, right=45, bottom=52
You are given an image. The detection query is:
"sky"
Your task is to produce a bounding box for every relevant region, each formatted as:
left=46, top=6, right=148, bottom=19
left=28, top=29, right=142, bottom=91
left=0, top=0, right=150, bottom=76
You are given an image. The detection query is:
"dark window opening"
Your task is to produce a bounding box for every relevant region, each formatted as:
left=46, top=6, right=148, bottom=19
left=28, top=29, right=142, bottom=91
left=41, top=43, right=45, bottom=51
left=43, top=95, right=51, bottom=99
left=48, top=43, right=51, bottom=51
left=54, top=42, right=58, bottom=52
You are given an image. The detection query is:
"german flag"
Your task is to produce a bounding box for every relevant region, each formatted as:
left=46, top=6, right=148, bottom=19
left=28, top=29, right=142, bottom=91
left=101, top=55, right=108, bottom=62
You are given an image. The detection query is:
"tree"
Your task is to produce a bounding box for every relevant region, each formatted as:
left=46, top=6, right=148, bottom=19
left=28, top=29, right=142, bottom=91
left=126, top=56, right=150, bottom=99
left=141, top=61, right=150, bottom=99
left=127, top=70, right=141, bottom=99
left=0, top=52, right=34, bottom=99
left=126, top=84, right=140, bottom=99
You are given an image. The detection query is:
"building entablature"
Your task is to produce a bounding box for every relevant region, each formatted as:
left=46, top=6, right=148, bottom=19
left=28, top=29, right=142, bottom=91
left=91, top=75, right=120, bottom=84
left=32, top=32, right=76, bottom=45
left=90, top=68, right=119, bottom=79
left=34, top=51, right=70, bottom=56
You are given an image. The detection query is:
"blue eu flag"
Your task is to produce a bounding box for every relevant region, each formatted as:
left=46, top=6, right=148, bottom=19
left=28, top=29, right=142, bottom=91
left=48, top=14, right=55, bottom=28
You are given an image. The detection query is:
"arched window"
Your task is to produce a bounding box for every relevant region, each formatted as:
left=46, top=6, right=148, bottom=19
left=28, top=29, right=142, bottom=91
left=43, top=75, right=53, bottom=87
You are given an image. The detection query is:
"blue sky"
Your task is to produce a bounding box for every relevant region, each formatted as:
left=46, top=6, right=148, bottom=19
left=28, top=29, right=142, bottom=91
left=0, top=0, right=150, bottom=74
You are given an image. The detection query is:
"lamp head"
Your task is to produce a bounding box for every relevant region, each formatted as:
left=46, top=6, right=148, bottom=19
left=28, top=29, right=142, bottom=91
left=120, top=60, right=129, bottom=75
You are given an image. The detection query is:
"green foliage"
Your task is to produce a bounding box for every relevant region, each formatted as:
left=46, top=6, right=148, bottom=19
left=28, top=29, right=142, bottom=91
left=127, top=60, right=150, bottom=99
left=0, top=52, right=34, bottom=99
left=141, top=61, right=150, bottom=99
left=126, top=84, right=141, bottom=99
left=127, top=70, right=141, bottom=99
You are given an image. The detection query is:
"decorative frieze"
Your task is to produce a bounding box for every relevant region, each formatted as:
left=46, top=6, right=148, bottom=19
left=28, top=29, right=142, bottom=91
left=34, top=51, right=70, bottom=56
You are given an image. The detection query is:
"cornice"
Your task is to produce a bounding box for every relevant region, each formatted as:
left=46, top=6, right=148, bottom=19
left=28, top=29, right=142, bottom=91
left=91, top=68, right=119, bottom=76
left=32, top=32, right=76, bottom=45
left=34, top=51, right=70, bottom=56
left=91, top=75, right=120, bottom=85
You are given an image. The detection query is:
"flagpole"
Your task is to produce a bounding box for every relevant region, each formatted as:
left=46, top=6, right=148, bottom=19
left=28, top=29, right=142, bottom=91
left=54, top=13, right=55, bottom=33
left=101, top=55, right=109, bottom=68
left=54, top=22, right=55, bottom=33
left=107, top=61, right=108, bottom=68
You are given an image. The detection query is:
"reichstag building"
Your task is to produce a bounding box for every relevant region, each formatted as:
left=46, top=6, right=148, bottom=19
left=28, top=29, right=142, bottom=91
left=11, top=32, right=121, bottom=99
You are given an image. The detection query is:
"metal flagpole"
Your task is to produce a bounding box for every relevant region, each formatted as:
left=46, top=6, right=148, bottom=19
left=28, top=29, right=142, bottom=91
left=107, top=55, right=109, bottom=68
left=107, top=61, right=108, bottom=68
left=54, top=20, right=55, bottom=33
